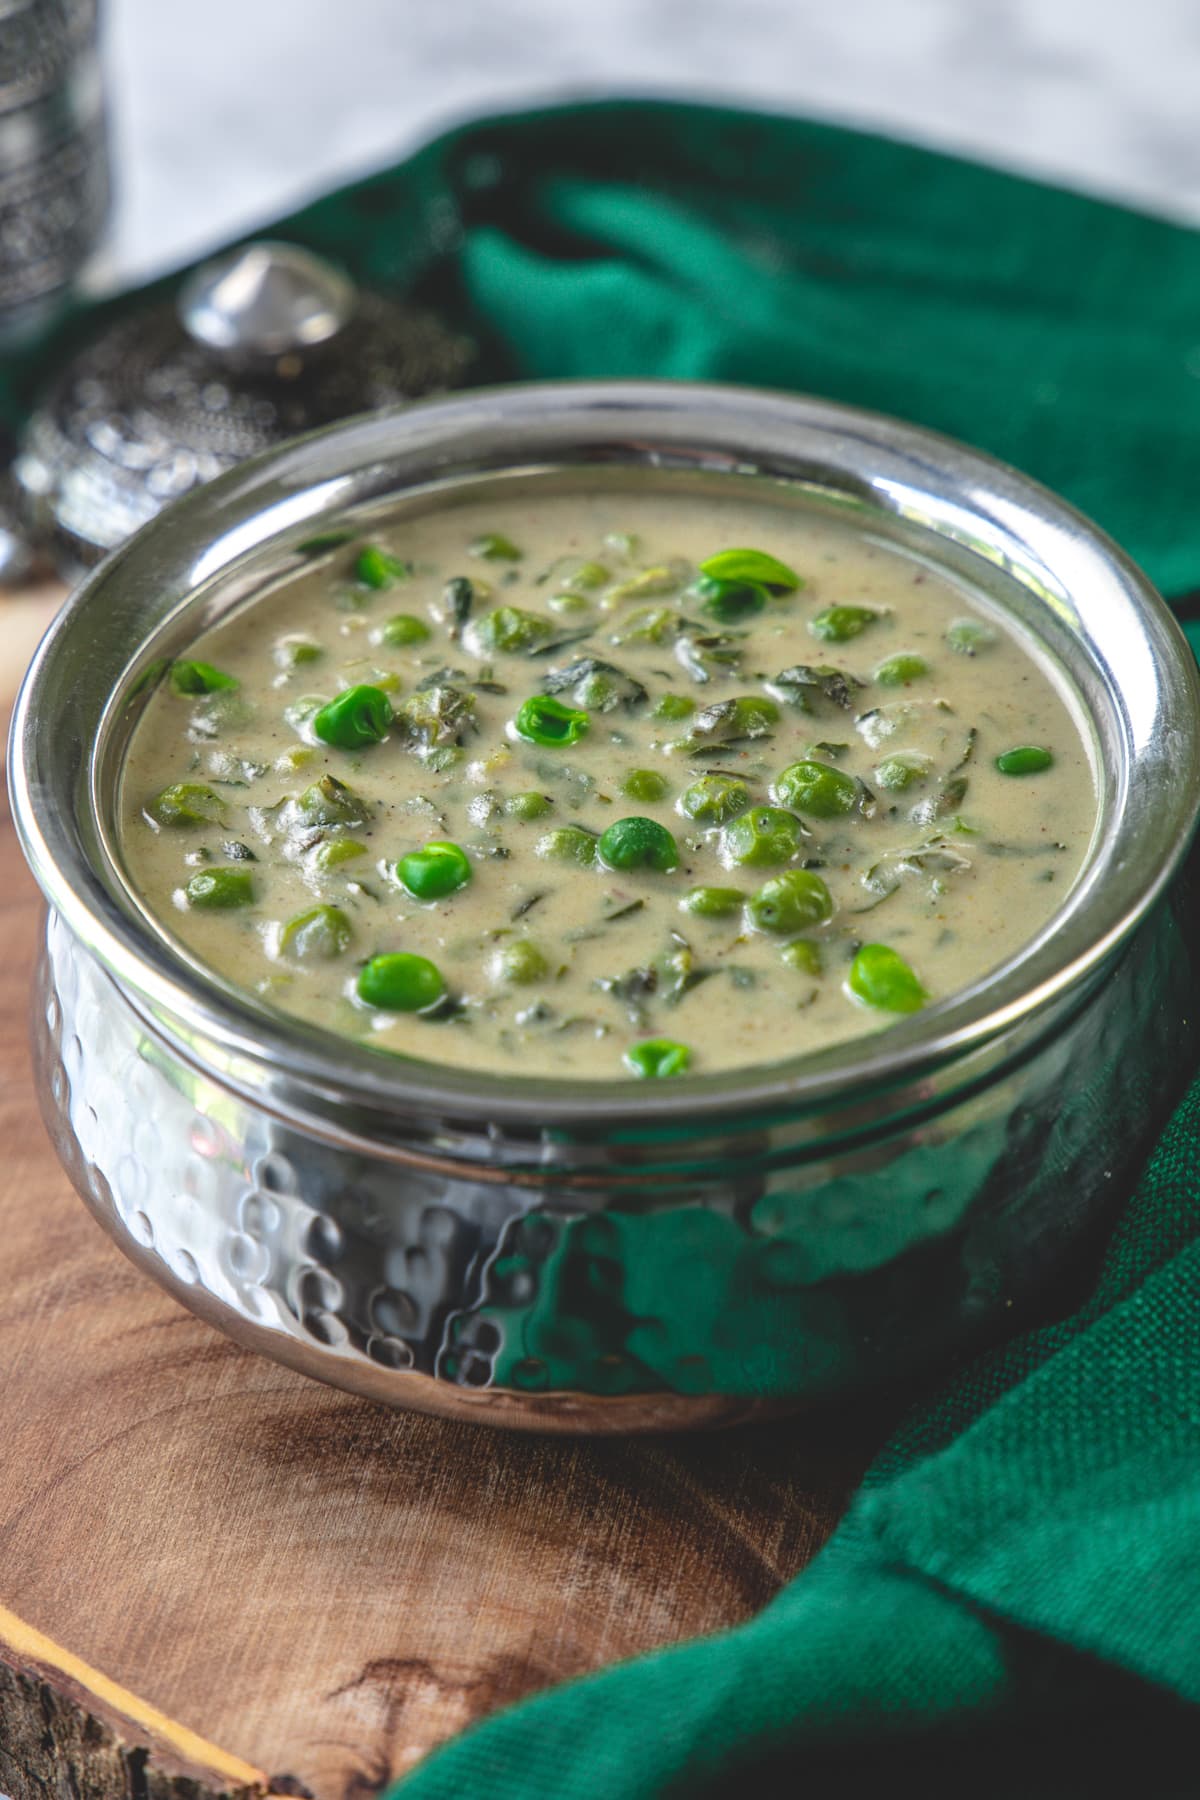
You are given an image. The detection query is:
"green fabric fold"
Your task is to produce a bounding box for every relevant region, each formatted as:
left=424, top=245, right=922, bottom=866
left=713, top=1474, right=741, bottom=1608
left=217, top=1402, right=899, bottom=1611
left=396, top=1065, right=1200, bottom=1797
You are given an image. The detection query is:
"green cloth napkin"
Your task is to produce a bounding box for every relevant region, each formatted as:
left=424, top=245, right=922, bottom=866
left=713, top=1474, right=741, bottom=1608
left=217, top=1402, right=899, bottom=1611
left=9, top=98, right=1200, bottom=1795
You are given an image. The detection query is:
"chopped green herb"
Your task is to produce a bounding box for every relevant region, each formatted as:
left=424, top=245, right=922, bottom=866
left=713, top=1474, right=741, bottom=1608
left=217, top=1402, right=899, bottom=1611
left=294, top=775, right=370, bottom=829
left=669, top=695, right=779, bottom=754
left=170, top=660, right=239, bottom=696
left=395, top=684, right=478, bottom=750
left=470, top=532, right=522, bottom=561
left=355, top=546, right=411, bottom=589
left=768, top=664, right=863, bottom=712
left=697, top=548, right=802, bottom=593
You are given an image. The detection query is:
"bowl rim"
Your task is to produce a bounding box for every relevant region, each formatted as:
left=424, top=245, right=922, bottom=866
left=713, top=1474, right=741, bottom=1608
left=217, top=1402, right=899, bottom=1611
left=10, top=378, right=1200, bottom=1134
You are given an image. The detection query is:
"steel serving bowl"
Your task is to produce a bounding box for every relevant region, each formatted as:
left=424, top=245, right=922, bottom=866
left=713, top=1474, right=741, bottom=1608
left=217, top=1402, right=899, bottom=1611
left=10, top=381, right=1200, bottom=1433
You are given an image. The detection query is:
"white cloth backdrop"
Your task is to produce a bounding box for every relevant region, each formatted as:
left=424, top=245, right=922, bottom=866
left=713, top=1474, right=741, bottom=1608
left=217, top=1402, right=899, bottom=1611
left=103, top=0, right=1200, bottom=286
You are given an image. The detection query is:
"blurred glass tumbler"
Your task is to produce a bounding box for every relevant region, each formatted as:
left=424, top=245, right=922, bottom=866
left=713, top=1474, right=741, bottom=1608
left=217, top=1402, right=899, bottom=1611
left=0, top=0, right=109, bottom=346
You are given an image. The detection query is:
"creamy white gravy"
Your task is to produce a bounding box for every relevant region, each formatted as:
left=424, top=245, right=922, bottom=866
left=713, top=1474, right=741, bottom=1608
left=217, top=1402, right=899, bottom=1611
left=118, top=487, right=1096, bottom=1079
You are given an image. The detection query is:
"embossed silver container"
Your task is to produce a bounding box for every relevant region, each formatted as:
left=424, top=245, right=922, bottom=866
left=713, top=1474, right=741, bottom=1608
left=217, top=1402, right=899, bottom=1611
left=10, top=383, right=1200, bottom=1432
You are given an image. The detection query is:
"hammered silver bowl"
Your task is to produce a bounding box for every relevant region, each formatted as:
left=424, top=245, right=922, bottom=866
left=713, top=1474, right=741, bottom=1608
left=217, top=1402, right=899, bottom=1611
left=10, top=382, right=1200, bottom=1432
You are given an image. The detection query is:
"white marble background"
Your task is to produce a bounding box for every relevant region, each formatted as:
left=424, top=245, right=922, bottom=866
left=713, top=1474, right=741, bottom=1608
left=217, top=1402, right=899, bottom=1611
left=102, top=0, right=1200, bottom=286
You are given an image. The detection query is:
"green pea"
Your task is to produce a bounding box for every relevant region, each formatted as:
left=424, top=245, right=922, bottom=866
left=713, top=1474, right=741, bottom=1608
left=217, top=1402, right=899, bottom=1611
left=780, top=938, right=823, bottom=975
left=560, top=559, right=608, bottom=591
left=470, top=532, right=522, bottom=561
left=397, top=840, right=472, bottom=900
left=669, top=695, right=779, bottom=753
left=274, top=636, right=323, bottom=668
left=680, top=885, right=745, bottom=918
left=598, top=816, right=680, bottom=873
left=313, top=683, right=393, bottom=749
left=772, top=760, right=858, bottom=818
left=355, top=546, right=411, bottom=589
left=494, top=941, right=548, bottom=984
left=610, top=606, right=683, bottom=645
left=624, top=1038, right=692, bottom=1078
left=357, top=951, right=446, bottom=1011
left=691, top=574, right=768, bottom=624
left=295, top=775, right=370, bottom=828
left=697, top=548, right=801, bottom=593
left=945, top=618, right=997, bottom=655
left=995, top=745, right=1054, bottom=776
left=147, top=783, right=226, bottom=829
left=605, top=565, right=685, bottom=602
left=873, top=752, right=933, bottom=793
left=746, top=870, right=833, bottom=933
left=808, top=605, right=881, bottom=643
left=471, top=606, right=554, bottom=655
left=652, top=693, right=695, bottom=722
left=575, top=672, right=617, bottom=709
left=847, top=943, right=928, bottom=1013
left=513, top=695, right=590, bottom=747
left=720, top=806, right=806, bottom=868
left=169, top=659, right=238, bottom=696
left=379, top=613, right=431, bottom=648
left=503, top=790, right=553, bottom=821
left=184, top=867, right=254, bottom=909
left=678, top=774, right=752, bottom=826
left=279, top=904, right=353, bottom=961
left=536, top=825, right=598, bottom=866
left=874, top=653, right=929, bottom=686
left=621, top=768, right=670, bottom=803
left=314, top=838, right=367, bottom=870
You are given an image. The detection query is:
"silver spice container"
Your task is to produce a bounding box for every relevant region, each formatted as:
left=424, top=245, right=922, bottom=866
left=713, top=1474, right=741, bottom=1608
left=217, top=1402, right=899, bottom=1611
left=10, top=382, right=1200, bottom=1432
left=0, top=0, right=108, bottom=347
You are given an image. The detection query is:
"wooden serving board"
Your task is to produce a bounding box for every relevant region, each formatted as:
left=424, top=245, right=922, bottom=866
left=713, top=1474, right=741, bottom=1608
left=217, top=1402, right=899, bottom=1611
left=0, top=598, right=877, bottom=1799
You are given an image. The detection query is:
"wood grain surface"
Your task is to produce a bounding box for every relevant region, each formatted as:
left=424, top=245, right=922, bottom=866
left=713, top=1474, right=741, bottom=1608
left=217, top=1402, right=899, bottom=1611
left=0, top=599, right=878, bottom=1800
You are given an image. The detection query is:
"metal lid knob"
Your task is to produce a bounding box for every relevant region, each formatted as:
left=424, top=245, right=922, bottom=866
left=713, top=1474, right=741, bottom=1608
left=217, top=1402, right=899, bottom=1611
left=177, top=242, right=357, bottom=365
left=12, top=239, right=475, bottom=574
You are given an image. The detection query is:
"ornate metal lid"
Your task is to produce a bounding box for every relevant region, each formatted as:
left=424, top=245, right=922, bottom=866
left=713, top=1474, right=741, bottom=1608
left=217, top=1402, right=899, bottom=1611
left=13, top=241, right=475, bottom=572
